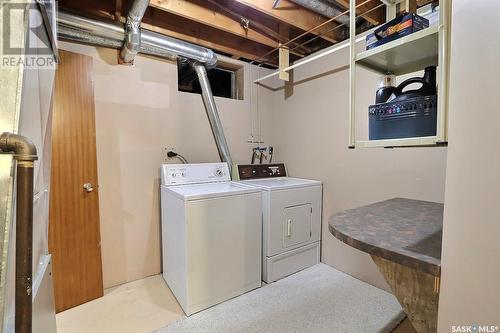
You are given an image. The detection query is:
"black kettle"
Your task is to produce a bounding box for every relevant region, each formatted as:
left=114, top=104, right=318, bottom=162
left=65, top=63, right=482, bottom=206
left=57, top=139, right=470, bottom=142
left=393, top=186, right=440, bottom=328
left=390, top=66, right=437, bottom=102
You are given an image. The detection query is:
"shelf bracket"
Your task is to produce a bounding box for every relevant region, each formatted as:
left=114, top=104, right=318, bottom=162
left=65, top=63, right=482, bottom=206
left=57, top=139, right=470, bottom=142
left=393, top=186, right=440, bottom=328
left=279, top=44, right=290, bottom=82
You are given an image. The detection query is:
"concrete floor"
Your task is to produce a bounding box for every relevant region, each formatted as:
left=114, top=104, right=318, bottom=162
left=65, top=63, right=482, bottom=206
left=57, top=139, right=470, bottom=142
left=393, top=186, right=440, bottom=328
left=56, top=275, right=184, bottom=333
left=56, top=274, right=417, bottom=333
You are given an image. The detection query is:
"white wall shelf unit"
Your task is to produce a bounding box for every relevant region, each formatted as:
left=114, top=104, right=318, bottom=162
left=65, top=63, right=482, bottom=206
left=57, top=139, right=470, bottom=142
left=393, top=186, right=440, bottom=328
left=348, top=0, right=451, bottom=148
left=356, top=25, right=439, bottom=75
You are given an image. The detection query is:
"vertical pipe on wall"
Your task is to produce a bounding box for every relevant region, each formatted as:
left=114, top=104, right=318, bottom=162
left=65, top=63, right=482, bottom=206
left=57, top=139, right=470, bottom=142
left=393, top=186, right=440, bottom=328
left=120, top=0, right=150, bottom=63
left=192, top=63, right=233, bottom=172
left=348, top=0, right=356, bottom=148
left=0, top=133, right=37, bottom=333
left=436, top=0, right=451, bottom=142
left=14, top=162, right=34, bottom=333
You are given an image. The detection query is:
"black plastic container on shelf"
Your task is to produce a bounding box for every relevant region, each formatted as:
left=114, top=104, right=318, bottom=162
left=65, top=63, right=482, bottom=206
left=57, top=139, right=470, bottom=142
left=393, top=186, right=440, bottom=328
left=368, top=66, right=438, bottom=140
left=390, top=66, right=437, bottom=101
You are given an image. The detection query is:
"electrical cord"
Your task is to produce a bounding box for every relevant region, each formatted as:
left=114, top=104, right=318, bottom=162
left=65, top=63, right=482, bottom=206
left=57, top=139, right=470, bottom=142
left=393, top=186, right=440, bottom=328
left=166, top=151, right=189, bottom=164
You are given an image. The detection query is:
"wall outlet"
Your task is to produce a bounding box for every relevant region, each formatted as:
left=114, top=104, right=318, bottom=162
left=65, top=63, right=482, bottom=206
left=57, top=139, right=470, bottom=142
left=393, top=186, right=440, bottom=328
left=163, top=147, right=176, bottom=162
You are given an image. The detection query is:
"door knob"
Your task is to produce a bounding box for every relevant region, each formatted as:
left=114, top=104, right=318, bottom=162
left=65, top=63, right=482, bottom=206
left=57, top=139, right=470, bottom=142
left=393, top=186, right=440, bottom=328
left=83, top=182, right=93, bottom=192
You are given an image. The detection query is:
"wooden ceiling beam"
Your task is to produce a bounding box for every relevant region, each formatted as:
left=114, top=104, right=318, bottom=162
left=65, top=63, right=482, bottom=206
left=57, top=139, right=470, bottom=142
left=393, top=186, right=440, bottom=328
left=333, top=0, right=385, bottom=26
left=113, top=0, right=123, bottom=21
left=141, top=21, right=272, bottom=63
left=149, top=0, right=281, bottom=50
left=58, top=0, right=115, bottom=20
left=142, top=9, right=278, bottom=65
left=233, top=0, right=341, bottom=43
left=212, top=0, right=314, bottom=55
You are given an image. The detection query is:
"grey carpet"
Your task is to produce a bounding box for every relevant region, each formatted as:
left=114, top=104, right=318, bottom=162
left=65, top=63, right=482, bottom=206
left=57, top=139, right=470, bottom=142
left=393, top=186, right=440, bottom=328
left=156, top=263, right=405, bottom=333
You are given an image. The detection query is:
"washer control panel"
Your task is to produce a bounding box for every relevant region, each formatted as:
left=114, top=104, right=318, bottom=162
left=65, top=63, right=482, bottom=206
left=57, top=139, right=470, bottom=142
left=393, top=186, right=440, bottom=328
left=234, top=163, right=287, bottom=180
left=161, top=163, right=230, bottom=185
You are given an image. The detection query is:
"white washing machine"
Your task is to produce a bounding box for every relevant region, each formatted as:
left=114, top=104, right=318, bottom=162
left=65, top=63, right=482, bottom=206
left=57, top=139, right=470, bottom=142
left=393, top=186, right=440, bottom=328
left=160, top=163, right=262, bottom=315
left=234, top=164, right=322, bottom=283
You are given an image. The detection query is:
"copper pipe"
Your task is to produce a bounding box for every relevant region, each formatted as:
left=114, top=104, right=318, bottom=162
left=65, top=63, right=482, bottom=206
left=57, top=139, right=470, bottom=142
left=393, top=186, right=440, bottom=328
left=0, top=132, right=37, bottom=333
left=15, top=162, right=34, bottom=333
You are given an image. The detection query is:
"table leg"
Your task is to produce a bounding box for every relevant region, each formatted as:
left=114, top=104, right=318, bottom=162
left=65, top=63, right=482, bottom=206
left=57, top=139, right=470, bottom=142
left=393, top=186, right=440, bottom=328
left=371, top=256, right=440, bottom=333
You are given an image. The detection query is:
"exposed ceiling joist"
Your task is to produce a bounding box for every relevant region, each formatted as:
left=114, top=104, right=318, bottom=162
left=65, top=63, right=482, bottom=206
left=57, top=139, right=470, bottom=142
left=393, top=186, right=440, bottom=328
left=212, top=0, right=314, bottom=55
left=334, top=0, right=385, bottom=26
left=114, top=0, right=123, bottom=21
left=58, top=0, right=349, bottom=66
left=141, top=22, right=269, bottom=63
left=233, top=0, right=342, bottom=43
left=59, top=0, right=115, bottom=20
left=149, top=0, right=280, bottom=49
left=142, top=9, right=278, bottom=65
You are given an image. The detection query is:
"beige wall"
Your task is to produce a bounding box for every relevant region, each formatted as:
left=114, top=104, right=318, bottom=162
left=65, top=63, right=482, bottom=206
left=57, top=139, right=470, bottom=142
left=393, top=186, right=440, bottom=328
left=266, top=45, right=448, bottom=291
left=59, top=42, right=274, bottom=288
left=61, top=36, right=449, bottom=293
left=438, top=1, right=500, bottom=329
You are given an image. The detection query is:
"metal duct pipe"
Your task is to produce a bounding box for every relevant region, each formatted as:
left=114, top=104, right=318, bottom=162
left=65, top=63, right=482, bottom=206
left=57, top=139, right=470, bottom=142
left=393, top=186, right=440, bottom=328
left=58, top=11, right=124, bottom=40
left=57, top=10, right=217, bottom=66
left=0, top=133, right=38, bottom=333
left=290, top=0, right=350, bottom=25
left=121, top=0, right=150, bottom=63
left=58, top=26, right=124, bottom=49
left=58, top=25, right=177, bottom=61
left=192, top=63, right=233, bottom=172
left=140, top=32, right=216, bottom=66
left=58, top=11, right=231, bottom=169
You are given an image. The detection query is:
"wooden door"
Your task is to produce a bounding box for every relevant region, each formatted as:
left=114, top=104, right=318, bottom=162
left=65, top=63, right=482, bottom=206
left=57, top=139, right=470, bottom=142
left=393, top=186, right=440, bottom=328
left=49, top=50, right=103, bottom=313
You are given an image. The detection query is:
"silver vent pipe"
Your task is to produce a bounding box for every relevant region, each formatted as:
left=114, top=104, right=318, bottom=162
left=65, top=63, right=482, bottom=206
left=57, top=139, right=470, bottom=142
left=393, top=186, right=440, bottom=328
left=58, top=25, right=123, bottom=49
left=57, top=10, right=232, bottom=168
left=120, top=0, right=150, bottom=63
left=192, top=63, right=233, bottom=172
left=289, top=0, right=350, bottom=25
left=57, top=10, right=217, bottom=66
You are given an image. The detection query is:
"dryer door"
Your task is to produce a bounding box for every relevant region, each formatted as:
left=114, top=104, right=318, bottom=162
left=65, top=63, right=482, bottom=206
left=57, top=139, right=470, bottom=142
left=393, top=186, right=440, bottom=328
left=266, top=185, right=322, bottom=257
left=282, top=204, right=312, bottom=248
